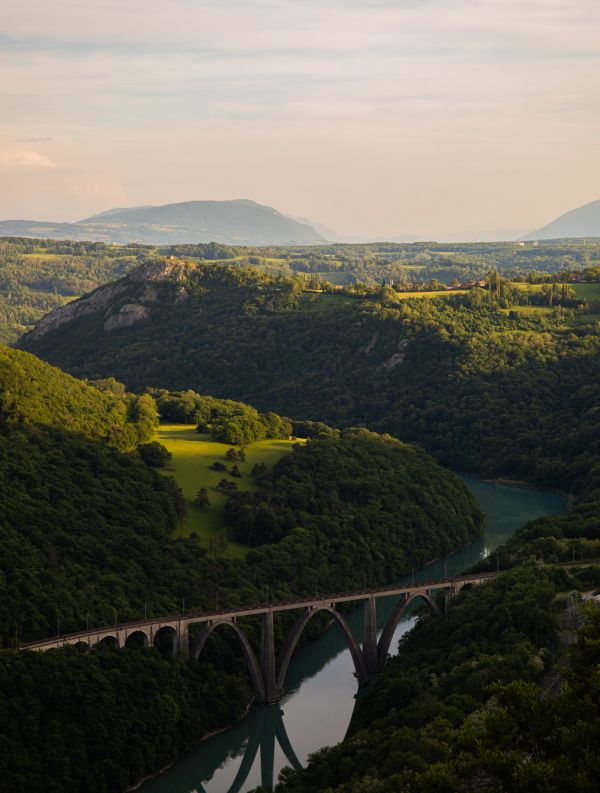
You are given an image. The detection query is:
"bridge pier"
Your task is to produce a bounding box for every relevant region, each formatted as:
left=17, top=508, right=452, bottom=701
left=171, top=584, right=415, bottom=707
left=260, top=611, right=278, bottom=704
left=178, top=620, right=190, bottom=659
left=363, top=596, right=378, bottom=678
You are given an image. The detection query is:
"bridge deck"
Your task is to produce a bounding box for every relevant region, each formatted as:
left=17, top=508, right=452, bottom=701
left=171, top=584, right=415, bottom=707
left=20, top=572, right=498, bottom=652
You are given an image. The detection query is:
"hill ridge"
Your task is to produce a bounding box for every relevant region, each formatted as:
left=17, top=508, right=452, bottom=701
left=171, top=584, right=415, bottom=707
left=0, top=199, right=327, bottom=246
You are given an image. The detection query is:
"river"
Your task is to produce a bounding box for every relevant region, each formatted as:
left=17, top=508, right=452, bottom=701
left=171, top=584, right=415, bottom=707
left=140, top=477, right=566, bottom=793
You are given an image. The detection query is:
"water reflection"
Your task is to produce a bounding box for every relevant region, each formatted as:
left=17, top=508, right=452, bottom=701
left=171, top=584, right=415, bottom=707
left=141, top=478, right=567, bottom=793
left=187, top=705, right=300, bottom=793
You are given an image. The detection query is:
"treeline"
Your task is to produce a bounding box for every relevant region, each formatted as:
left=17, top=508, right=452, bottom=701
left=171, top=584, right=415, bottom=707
left=164, top=238, right=600, bottom=287
left=151, top=388, right=292, bottom=445
left=275, top=564, right=600, bottom=793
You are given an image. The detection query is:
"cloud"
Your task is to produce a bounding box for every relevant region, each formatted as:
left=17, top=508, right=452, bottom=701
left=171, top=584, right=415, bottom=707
left=66, top=174, right=128, bottom=203
left=0, top=0, right=598, bottom=234
left=15, top=136, right=52, bottom=142
left=0, top=150, right=55, bottom=168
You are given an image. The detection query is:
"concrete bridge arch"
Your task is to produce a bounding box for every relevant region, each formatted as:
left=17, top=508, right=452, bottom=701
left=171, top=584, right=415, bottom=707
left=276, top=605, right=369, bottom=696
left=96, top=633, right=120, bottom=649
left=124, top=630, right=150, bottom=649
left=192, top=619, right=266, bottom=703
left=377, top=592, right=440, bottom=666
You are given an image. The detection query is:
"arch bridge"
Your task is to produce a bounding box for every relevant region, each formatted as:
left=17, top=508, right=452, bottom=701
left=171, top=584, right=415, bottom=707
left=20, top=572, right=497, bottom=704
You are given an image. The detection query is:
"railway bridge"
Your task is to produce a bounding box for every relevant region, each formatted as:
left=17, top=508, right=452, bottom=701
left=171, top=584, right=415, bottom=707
left=21, top=572, right=498, bottom=704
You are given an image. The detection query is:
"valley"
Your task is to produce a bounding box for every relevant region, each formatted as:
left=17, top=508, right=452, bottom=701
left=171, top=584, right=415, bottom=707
left=4, top=2, right=600, bottom=789
left=0, top=239, right=599, bottom=793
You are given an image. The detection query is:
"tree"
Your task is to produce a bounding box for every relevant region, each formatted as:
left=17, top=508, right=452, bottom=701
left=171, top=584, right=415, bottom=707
left=174, top=487, right=187, bottom=523
left=138, top=441, right=172, bottom=467
left=216, top=479, right=238, bottom=493
left=194, top=487, right=211, bottom=509
left=251, top=462, right=268, bottom=479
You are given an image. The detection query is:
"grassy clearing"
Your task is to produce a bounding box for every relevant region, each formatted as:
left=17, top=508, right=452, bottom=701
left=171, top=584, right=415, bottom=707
left=21, top=252, right=64, bottom=260
left=155, top=423, right=301, bottom=557
left=395, top=289, right=467, bottom=299
left=299, top=292, right=361, bottom=312
left=573, top=282, right=600, bottom=301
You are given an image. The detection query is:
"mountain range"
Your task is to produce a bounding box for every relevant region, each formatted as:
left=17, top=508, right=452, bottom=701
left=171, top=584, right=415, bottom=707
left=1, top=197, right=600, bottom=245
left=0, top=199, right=326, bottom=246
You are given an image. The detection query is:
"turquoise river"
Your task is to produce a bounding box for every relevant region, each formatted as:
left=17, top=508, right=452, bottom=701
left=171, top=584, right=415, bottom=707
left=140, top=477, right=567, bottom=793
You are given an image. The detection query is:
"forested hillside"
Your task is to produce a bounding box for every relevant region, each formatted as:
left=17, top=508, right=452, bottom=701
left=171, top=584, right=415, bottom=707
left=226, top=429, right=481, bottom=562
left=0, top=347, right=482, bottom=791
left=0, top=345, right=158, bottom=449
left=3, top=236, right=599, bottom=343
left=0, top=648, right=251, bottom=793
left=21, top=259, right=600, bottom=494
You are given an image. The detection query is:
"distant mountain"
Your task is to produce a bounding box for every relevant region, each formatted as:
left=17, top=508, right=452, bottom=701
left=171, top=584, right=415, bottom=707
left=522, top=199, right=600, bottom=241
left=0, top=199, right=326, bottom=246
left=286, top=214, right=346, bottom=242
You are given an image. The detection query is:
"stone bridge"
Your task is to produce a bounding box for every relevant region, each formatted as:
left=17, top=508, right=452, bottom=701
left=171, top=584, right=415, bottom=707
left=21, top=572, right=498, bottom=703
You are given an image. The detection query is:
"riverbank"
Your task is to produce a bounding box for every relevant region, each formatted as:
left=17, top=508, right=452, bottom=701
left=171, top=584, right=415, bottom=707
left=128, top=700, right=254, bottom=792
left=138, top=477, right=568, bottom=793
left=481, top=476, right=534, bottom=489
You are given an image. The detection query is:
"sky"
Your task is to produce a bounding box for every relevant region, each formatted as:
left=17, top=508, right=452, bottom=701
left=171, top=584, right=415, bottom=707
left=0, top=0, right=599, bottom=239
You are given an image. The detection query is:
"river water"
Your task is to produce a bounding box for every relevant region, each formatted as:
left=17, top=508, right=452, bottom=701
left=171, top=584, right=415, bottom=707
left=141, top=477, right=566, bottom=793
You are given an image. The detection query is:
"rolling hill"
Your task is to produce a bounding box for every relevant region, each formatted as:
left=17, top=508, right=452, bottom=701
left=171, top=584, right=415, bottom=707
left=0, top=199, right=326, bottom=246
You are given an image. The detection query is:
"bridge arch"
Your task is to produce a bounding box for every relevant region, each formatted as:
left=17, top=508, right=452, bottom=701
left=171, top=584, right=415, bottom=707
left=192, top=620, right=266, bottom=703
left=276, top=606, right=368, bottom=695
left=96, top=634, right=120, bottom=650
left=377, top=592, right=440, bottom=666
left=125, top=630, right=150, bottom=649
left=153, top=625, right=179, bottom=657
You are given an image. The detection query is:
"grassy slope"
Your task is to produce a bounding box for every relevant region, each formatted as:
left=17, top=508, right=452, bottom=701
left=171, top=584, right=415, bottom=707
left=155, top=423, right=301, bottom=557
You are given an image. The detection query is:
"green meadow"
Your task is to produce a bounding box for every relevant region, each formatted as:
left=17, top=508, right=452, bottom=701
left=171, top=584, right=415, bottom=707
left=573, top=282, right=600, bottom=300
left=156, top=423, right=301, bottom=557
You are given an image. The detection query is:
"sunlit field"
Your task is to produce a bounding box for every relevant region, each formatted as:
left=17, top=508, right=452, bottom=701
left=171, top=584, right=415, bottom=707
left=156, top=423, right=302, bottom=557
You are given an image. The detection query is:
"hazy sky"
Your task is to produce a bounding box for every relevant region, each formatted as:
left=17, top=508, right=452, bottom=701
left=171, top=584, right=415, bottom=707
left=1, top=0, right=599, bottom=238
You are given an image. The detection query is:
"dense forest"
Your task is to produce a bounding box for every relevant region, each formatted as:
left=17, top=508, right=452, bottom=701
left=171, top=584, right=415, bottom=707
left=0, top=647, right=251, bottom=793
left=3, top=243, right=600, bottom=791
left=0, top=346, right=482, bottom=790
left=275, top=564, right=600, bottom=793
left=19, top=258, right=600, bottom=572
left=226, top=428, right=482, bottom=558
left=2, top=236, right=599, bottom=343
